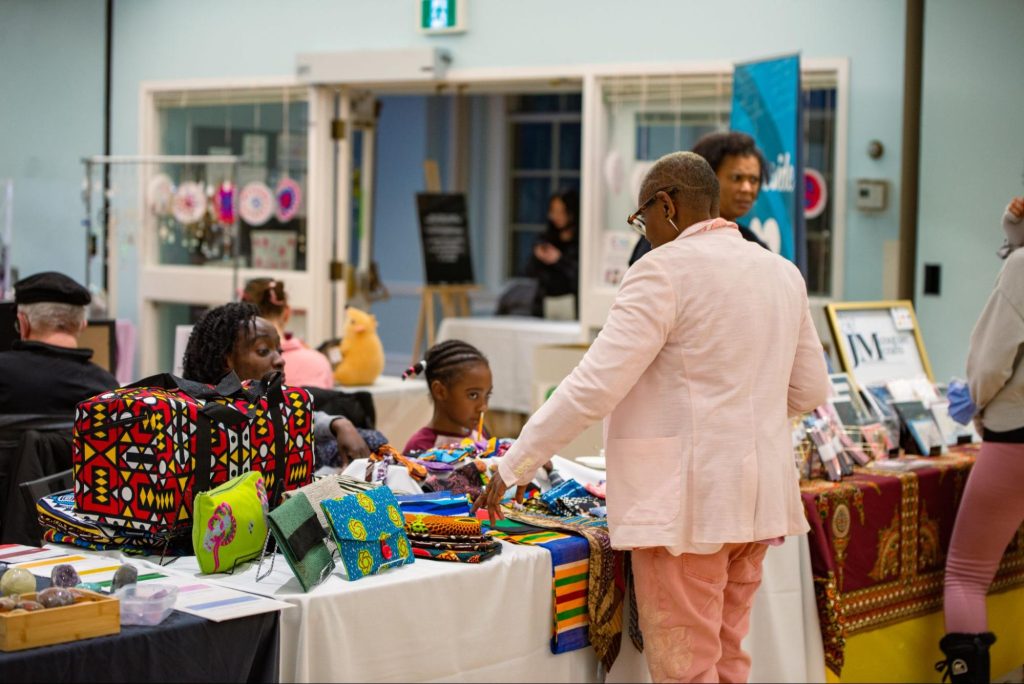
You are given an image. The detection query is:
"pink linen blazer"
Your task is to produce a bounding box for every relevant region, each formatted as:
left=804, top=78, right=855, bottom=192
left=498, top=219, right=830, bottom=552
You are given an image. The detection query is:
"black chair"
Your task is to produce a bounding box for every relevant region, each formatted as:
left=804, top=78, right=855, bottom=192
left=19, top=469, right=73, bottom=530
left=1, top=430, right=72, bottom=545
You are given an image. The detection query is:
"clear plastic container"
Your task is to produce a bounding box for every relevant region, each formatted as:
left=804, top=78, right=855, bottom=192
left=115, top=583, right=178, bottom=626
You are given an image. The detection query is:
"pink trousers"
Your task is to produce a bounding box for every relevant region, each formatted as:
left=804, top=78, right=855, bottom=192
left=631, top=543, right=768, bottom=683
left=944, top=441, right=1024, bottom=633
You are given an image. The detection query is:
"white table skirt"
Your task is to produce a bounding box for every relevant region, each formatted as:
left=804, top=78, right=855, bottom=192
left=335, top=375, right=433, bottom=450
left=126, top=541, right=616, bottom=683
left=436, top=317, right=582, bottom=414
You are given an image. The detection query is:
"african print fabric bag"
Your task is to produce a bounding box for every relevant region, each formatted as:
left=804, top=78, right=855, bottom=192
left=72, top=371, right=314, bottom=540
left=321, top=487, right=414, bottom=581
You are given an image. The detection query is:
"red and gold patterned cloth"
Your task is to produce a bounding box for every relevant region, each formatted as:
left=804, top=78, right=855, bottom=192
left=801, top=444, right=1024, bottom=675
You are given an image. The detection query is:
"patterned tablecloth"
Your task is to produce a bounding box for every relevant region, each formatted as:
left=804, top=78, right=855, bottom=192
left=801, top=444, right=1024, bottom=675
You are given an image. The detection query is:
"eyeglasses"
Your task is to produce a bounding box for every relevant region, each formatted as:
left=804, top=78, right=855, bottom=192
left=626, top=186, right=677, bottom=238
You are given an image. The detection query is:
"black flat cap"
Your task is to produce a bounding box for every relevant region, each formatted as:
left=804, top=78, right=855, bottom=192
left=14, top=272, right=91, bottom=306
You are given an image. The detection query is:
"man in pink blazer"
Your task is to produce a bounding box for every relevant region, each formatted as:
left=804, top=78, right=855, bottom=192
left=474, top=151, right=830, bottom=682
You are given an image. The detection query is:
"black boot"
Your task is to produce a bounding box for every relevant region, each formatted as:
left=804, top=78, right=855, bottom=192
left=935, top=632, right=997, bottom=683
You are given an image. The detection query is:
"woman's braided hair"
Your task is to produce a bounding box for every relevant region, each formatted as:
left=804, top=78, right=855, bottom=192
left=402, top=339, right=488, bottom=391
left=182, top=302, right=259, bottom=383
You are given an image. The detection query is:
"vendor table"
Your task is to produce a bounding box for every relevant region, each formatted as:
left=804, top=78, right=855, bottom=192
left=335, top=375, right=432, bottom=450
left=801, top=444, right=1024, bottom=679
left=140, top=541, right=616, bottom=683
left=436, top=317, right=581, bottom=414
left=1, top=605, right=279, bottom=683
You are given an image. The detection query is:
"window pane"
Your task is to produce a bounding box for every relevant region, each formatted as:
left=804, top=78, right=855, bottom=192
left=559, top=122, right=582, bottom=170
left=155, top=96, right=309, bottom=271
left=635, top=113, right=720, bottom=161
left=509, top=94, right=571, bottom=113
left=512, top=176, right=552, bottom=224
left=512, top=123, right=553, bottom=170
left=802, top=87, right=836, bottom=296
left=512, top=229, right=540, bottom=276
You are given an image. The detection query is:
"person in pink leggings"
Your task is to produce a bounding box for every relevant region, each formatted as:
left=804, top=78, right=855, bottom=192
left=938, top=196, right=1024, bottom=683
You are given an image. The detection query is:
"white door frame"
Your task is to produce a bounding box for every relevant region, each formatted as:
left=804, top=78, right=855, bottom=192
left=136, top=77, right=337, bottom=376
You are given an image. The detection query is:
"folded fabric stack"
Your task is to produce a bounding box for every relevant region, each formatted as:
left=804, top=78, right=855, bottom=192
left=403, top=512, right=501, bottom=563
left=540, top=479, right=604, bottom=517
left=394, top=492, right=472, bottom=516
left=37, top=491, right=190, bottom=555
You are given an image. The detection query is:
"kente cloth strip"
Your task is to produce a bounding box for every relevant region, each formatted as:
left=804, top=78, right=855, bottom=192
left=500, top=509, right=626, bottom=671
left=487, top=517, right=591, bottom=655
left=801, top=444, right=1024, bottom=676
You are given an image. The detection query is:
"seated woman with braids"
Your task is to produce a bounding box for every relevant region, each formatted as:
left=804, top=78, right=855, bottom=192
left=181, top=302, right=370, bottom=468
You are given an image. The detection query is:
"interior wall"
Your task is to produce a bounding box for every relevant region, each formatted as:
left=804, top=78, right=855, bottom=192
left=0, top=0, right=106, bottom=292
left=8, top=0, right=910, bottom=368
left=915, top=0, right=1024, bottom=381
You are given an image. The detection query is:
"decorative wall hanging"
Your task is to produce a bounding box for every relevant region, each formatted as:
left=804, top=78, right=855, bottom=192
left=147, top=173, right=175, bottom=217
left=239, top=182, right=274, bottom=226
left=213, top=181, right=237, bottom=225
left=171, top=181, right=207, bottom=224
left=274, top=178, right=302, bottom=223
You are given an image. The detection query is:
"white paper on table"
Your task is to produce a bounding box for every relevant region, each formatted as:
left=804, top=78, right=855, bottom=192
left=153, top=574, right=293, bottom=622
left=0, top=544, right=75, bottom=566
left=16, top=553, right=123, bottom=579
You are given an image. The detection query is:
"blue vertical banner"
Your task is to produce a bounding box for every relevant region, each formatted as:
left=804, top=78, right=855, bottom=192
left=730, top=54, right=805, bottom=271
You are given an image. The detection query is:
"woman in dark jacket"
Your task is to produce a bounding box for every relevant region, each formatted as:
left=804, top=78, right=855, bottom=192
left=526, top=189, right=579, bottom=317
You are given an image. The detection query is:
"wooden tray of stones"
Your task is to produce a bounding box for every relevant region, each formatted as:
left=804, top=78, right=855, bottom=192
left=0, top=589, right=120, bottom=652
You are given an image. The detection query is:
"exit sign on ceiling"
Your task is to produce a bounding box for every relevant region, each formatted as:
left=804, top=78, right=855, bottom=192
left=419, top=0, right=466, bottom=34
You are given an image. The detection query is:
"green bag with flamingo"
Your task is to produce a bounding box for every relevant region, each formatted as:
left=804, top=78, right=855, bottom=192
left=193, top=471, right=269, bottom=574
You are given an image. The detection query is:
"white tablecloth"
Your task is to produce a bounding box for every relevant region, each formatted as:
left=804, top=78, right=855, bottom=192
left=436, top=317, right=582, bottom=414
left=130, top=542, right=615, bottom=683
left=337, top=375, right=432, bottom=450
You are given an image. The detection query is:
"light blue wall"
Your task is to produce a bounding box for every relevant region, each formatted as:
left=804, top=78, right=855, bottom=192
left=370, top=95, right=430, bottom=367
left=10, top=0, right=911, bottom=360
left=0, top=0, right=105, bottom=292
left=915, top=0, right=1024, bottom=382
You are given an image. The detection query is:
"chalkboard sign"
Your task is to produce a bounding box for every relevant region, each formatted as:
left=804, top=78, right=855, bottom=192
left=416, top=193, right=474, bottom=285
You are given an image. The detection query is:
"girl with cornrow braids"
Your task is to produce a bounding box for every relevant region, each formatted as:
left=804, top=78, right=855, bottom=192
left=402, top=340, right=493, bottom=453
left=402, top=340, right=559, bottom=490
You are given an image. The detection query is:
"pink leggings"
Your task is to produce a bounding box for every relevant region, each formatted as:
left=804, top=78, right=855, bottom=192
left=943, top=441, right=1024, bottom=633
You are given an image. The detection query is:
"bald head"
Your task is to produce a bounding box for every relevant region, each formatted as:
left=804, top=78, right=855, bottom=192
left=639, top=151, right=720, bottom=219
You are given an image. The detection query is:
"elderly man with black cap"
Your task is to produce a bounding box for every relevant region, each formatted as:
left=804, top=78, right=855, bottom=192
left=0, top=272, right=117, bottom=417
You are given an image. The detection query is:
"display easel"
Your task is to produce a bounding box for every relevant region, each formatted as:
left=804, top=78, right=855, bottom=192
left=411, top=283, right=478, bottom=361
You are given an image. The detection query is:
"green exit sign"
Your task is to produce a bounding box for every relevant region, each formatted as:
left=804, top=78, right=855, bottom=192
left=419, top=0, right=466, bottom=34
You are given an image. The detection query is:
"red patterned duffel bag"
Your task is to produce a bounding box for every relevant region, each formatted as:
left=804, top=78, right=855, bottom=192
left=72, top=371, right=314, bottom=540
